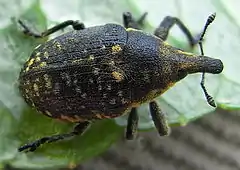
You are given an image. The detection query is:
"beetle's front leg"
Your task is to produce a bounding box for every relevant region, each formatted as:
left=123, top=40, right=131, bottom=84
left=18, top=121, right=91, bottom=152
left=123, top=12, right=147, bottom=29
left=154, top=16, right=200, bottom=48
left=126, top=107, right=139, bottom=140
left=149, top=101, right=170, bottom=136
left=18, top=20, right=85, bottom=38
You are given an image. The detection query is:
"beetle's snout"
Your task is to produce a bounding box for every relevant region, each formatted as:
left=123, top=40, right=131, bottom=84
left=203, top=58, right=223, bottom=74
left=178, top=55, right=224, bottom=75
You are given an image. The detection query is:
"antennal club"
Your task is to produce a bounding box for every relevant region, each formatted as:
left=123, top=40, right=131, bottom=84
left=198, top=13, right=216, bottom=107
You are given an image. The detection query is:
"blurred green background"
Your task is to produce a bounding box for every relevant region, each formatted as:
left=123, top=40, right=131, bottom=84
left=0, top=0, right=239, bottom=169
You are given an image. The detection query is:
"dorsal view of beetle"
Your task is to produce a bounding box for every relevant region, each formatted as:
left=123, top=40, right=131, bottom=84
left=17, top=11, right=223, bottom=152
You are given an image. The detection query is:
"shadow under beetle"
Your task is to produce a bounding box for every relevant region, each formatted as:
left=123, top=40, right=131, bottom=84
left=17, top=12, right=223, bottom=152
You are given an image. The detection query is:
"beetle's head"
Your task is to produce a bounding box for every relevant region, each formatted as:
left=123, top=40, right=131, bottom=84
left=159, top=42, right=223, bottom=83
left=156, top=13, right=222, bottom=107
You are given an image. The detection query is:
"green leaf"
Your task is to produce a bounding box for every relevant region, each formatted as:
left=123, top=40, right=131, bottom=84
left=0, top=0, right=239, bottom=169
left=13, top=108, right=122, bottom=169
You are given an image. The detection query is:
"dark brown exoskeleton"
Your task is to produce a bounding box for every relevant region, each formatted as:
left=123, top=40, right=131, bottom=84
left=17, top=12, right=223, bottom=152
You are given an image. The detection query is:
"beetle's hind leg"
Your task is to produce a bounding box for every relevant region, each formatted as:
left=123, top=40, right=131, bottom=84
left=154, top=16, right=200, bottom=48
left=149, top=101, right=170, bottom=136
left=123, top=12, right=148, bottom=29
left=18, top=121, right=91, bottom=152
left=18, top=20, right=85, bottom=38
left=125, top=107, right=139, bottom=140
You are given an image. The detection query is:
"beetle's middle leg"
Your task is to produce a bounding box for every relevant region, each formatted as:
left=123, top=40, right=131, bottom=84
left=18, top=20, right=85, bottom=38
left=154, top=16, right=200, bottom=48
left=125, top=101, right=170, bottom=139
left=18, top=121, right=91, bottom=152
left=149, top=101, right=170, bottom=136
left=126, top=107, right=139, bottom=140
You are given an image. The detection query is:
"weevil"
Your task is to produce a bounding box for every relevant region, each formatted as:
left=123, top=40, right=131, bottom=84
left=17, top=12, right=223, bottom=152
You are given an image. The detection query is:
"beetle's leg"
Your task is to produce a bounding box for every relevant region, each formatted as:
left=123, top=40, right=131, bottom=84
left=123, top=12, right=147, bottom=29
left=154, top=16, right=199, bottom=47
left=149, top=101, right=170, bottom=136
left=137, top=12, right=148, bottom=27
left=18, top=121, right=90, bottom=152
left=126, top=107, right=139, bottom=140
left=18, top=20, right=85, bottom=38
left=123, top=12, right=139, bottom=29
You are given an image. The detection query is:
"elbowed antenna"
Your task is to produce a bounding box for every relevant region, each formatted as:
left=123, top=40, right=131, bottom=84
left=198, top=13, right=222, bottom=107
left=173, top=13, right=223, bottom=107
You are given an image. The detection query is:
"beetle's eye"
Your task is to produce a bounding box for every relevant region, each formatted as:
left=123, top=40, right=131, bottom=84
left=177, top=69, right=187, bottom=80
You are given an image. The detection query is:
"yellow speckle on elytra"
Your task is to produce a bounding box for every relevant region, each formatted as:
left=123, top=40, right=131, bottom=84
left=44, top=74, right=49, bottom=80
left=46, top=80, right=52, bottom=89
left=112, top=71, right=124, bottom=82
left=88, top=55, right=94, bottom=61
left=25, top=89, right=29, bottom=94
left=35, top=57, right=41, bottom=62
left=33, top=83, right=40, bottom=96
left=43, top=74, right=52, bottom=89
left=36, top=52, right=41, bottom=56
left=54, top=41, right=62, bottom=50
left=24, top=58, right=35, bottom=72
left=27, top=58, right=35, bottom=67
left=33, top=83, right=39, bottom=92
left=72, top=58, right=83, bottom=63
left=25, top=67, right=29, bottom=72
left=44, top=51, right=49, bottom=59
left=56, top=44, right=61, bottom=50
left=24, top=94, right=29, bottom=99
left=111, top=45, right=122, bottom=54
left=39, top=62, right=47, bottom=67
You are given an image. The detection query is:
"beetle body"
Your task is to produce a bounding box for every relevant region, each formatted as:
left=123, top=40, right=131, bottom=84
left=19, top=23, right=223, bottom=123
left=17, top=12, right=224, bottom=152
